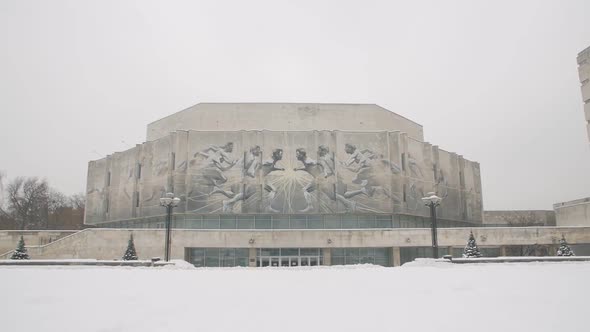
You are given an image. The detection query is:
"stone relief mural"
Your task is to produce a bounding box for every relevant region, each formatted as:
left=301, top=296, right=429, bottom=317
left=139, top=139, right=171, bottom=216
left=186, top=138, right=245, bottom=214
left=87, top=130, right=483, bottom=223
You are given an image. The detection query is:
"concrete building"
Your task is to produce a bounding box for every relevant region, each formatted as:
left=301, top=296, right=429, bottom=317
left=483, top=210, right=556, bottom=227
left=554, top=47, right=590, bottom=227
left=82, top=103, right=485, bottom=266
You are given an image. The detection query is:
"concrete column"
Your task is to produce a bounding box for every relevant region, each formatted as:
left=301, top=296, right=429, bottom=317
left=500, top=246, right=507, bottom=257
left=391, top=247, right=401, bottom=267
left=248, top=247, right=257, bottom=267
left=322, top=248, right=332, bottom=266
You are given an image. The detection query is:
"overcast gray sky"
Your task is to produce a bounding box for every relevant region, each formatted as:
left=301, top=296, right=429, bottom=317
left=1, top=0, right=589, bottom=210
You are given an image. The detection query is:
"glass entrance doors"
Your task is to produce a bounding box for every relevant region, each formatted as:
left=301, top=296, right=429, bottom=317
left=256, top=248, right=323, bottom=267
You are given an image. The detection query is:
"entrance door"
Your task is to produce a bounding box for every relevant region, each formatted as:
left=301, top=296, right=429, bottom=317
left=310, top=256, right=319, bottom=266
left=281, top=257, right=290, bottom=267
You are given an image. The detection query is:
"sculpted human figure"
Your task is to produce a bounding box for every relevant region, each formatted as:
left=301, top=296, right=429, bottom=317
left=209, top=184, right=256, bottom=213
left=243, top=145, right=262, bottom=178
left=262, top=148, right=284, bottom=213
left=195, top=142, right=237, bottom=186
left=293, top=148, right=320, bottom=213
left=317, top=145, right=335, bottom=178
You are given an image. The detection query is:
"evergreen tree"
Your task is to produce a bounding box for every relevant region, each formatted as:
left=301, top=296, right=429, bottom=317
left=557, top=235, right=575, bottom=257
left=11, top=236, right=30, bottom=260
left=122, top=234, right=138, bottom=260
left=462, top=231, right=482, bottom=258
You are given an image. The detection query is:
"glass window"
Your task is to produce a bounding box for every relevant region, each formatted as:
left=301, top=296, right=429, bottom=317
left=281, top=248, right=299, bottom=256
left=260, top=248, right=280, bottom=256
left=332, top=248, right=345, bottom=256
left=331, top=256, right=345, bottom=265
left=345, top=256, right=360, bottom=265
left=358, top=215, right=375, bottom=228
left=190, top=248, right=205, bottom=257
left=235, top=257, right=249, bottom=267
left=376, top=215, right=393, bottom=228
left=203, top=216, right=220, bottom=229
left=205, top=248, right=220, bottom=256
left=290, top=215, right=307, bottom=229
left=300, top=248, right=320, bottom=256
left=307, top=215, right=324, bottom=229
left=272, top=216, right=289, bottom=229
left=220, top=248, right=235, bottom=257
left=220, top=215, right=236, bottom=229
left=237, top=216, right=255, bottom=229
left=205, top=256, right=220, bottom=267
left=235, top=248, right=249, bottom=258
left=324, top=215, right=341, bottom=229
left=255, top=215, right=271, bottom=229
left=186, top=217, right=202, bottom=229
left=342, top=215, right=358, bottom=229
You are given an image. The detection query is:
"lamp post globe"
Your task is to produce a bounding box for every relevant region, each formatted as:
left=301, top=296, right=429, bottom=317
left=422, top=192, right=441, bottom=259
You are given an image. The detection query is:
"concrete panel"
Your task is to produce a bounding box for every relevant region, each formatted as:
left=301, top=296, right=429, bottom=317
left=404, top=138, right=435, bottom=215
left=85, top=159, right=107, bottom=224
left=0, top=231, right=75, bottom=256
left=435, top=149, right=462, bottom=221
left=108, top=148, right=139, bottom=221
left=554, top=198, right=590, bottom=226
left=387, top=132, right=403, bottom=211
left=138, top=136, right=172, bottom=217
left=582, top=82, right=590, bottom=103
left=335, top=131, right=395, bottom=214
left=146, top=103, right=424, bottom=142
left=462, top=160, right=483, bottom=222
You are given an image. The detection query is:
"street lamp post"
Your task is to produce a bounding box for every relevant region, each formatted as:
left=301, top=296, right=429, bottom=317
left=422, top=192, right=442, bottom=259
left=160, top=192, right=180, bottom=261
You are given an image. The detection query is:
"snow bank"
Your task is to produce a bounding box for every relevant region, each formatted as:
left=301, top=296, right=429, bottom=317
left=1, top=262, right=587, bottom=332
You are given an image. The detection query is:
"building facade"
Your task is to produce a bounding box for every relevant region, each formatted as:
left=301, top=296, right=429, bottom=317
left=85, top=103, right=484, bottom=266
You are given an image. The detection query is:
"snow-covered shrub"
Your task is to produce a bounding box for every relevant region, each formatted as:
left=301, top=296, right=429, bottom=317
left=122, top=234, right=138, bottom=260
left=462, top=231, right=482, bottom=258
left=11, top=236, right=30, bottom=260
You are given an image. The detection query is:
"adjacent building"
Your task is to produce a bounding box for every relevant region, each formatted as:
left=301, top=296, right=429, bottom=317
left=578, top=46, right=590, bottom=145
left=554, top=47, right=590, bottom=228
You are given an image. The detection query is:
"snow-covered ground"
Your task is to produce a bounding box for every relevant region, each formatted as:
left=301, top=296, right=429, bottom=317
left=1, top=260, right=587, bottom=332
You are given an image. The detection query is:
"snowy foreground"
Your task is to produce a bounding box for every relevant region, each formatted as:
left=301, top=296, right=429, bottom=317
left=1, top=260, right=588, bottom=332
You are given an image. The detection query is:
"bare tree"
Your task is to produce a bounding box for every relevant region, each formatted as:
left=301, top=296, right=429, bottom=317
left=48, top=189, right=69, bottom=229
left=5, top=177, right=50, bottom=230
left=69, top=192, right=86, bottom=227
left=69, top=193, right=85, bottom=211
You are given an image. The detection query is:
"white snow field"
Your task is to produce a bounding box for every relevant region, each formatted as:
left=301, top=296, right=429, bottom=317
left=1, top=260, right=588, bottom=332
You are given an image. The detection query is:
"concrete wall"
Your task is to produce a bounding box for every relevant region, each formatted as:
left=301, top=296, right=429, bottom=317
left=554, top=198, right=590, bottom=226
left=5, top=227, right=590, bottom=261
left=484, top=210, right=556, bottom=226
left=578, top=46, right=590, bottom=144
left=146, top=103, right=425, bottom=142
left=86, top=130, right=482, bottom=224
left=0, top=231, right=76, bottom=256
